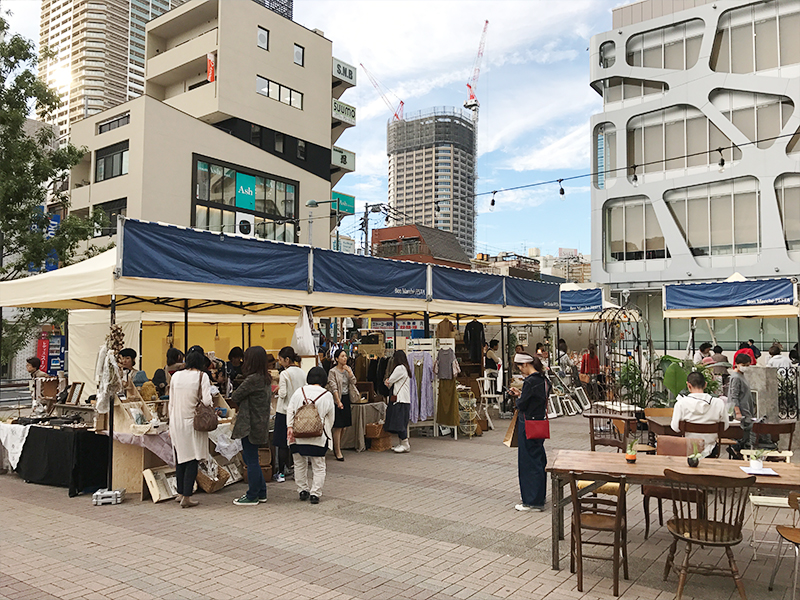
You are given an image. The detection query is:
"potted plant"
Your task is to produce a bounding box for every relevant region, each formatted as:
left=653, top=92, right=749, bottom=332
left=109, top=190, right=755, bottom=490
left=750, top=448, right=766, bottom=471
left=687, top=441, right=701, bottom=468
left=625, top=439, right=637, bottom=464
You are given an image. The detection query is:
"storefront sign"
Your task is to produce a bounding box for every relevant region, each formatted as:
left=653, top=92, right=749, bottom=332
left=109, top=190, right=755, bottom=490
left=235, top=211, right=255, bottom=236
left=235, top=172, right=256, bottom=210
left=331, top=191, right=355, bottom=215
left=332, top=98, right=356, bottom=125
left=370, top=320, right=424, bottom=331
left=331, top=146, right=355, bottom=172
left=331, top=236, right=355, bottom=253
left=37, top=333, right=50, bottom=373
left=332, top=58, right=357, bottom=86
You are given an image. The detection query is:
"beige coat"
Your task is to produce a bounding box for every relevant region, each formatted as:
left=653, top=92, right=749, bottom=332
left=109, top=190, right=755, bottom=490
left=326, top=366, right=359, bottom=404
left=168, top=369, right=212, bottom=464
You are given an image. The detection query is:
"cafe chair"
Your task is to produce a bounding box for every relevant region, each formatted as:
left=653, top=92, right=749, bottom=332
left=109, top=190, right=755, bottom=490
left=584, top=412, right=636, bottom=453
left=753, top=421, right=796, bottom=454
left=662, top=468, right=755, bottom=600
left=642, top=436, right=705, bottom=540
left=678, top=420, right=725, bottom=457
left=568, top=471, right=629, bottom=596
left=643, top=407, right=673, bottom=446
left=768, top=492, right=800, bottom=600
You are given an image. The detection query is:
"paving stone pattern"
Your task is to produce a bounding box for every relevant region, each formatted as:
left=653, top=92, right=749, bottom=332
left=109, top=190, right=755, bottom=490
left=0, top=415, right=797, bottom=599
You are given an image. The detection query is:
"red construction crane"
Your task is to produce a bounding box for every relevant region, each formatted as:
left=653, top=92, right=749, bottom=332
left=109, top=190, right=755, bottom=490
left=464, top=19, right=489, bottom=116
left=360, top=63, right=404, bottom=121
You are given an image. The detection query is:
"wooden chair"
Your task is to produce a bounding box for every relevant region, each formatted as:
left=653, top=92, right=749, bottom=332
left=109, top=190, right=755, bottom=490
left=568, top=471, right=629, bottom=596
left=643, top=407, right=673, bottom=448
left=769, top=492, right=800, bottom=600
left=641, top=436, right=706, bottom=539
left=679, top=420, right=725, bottom=457
left=753, top=421, right=796, bottom=452
left=662, top=468, right=756, bottom=600
left=584, top=412, right=636, bottom=452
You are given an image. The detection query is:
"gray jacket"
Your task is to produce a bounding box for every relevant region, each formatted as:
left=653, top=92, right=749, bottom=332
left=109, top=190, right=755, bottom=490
left=231, top=373, right=272, bottom=445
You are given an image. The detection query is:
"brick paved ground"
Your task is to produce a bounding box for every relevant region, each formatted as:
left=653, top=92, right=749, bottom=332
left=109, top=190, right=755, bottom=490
left=1, top=415, right=797, bottom=600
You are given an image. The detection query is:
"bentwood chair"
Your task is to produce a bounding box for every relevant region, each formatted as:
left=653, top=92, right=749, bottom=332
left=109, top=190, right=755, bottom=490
left=568, top=471, right=629, bottom=596
left=663, top=469, right=756, bottom=600
left=769, top=492, right=800, bottom=600
left=584, top=413, right=636, bottom=452
left=679, top=420, right=725, bottom=457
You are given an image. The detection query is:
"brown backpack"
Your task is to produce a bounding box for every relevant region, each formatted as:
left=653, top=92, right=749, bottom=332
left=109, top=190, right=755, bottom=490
left=293, top=388, right=326, bottom=438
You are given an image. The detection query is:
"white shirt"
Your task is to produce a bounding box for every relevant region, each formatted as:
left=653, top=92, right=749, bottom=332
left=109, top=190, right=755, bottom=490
left=386, top=365, right=411, bottom=404
left=277, top=366, right=306, bottom=415
left=670, top=392, right=729, bottom=458
left=768, top=354, right=792, bottom=369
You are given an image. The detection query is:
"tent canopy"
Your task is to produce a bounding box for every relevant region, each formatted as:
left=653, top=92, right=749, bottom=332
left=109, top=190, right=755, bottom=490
left=663, top=277, right=799, bottom=319
left=1, top=218, right=560, bottom=320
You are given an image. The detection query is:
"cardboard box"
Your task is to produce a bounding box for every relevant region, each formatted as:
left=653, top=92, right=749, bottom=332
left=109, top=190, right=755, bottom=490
left=143, top=466, right=179, bottom=503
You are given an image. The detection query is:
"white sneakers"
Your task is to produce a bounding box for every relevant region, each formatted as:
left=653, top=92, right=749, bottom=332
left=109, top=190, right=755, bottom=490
left=515, top=503, right=545, bottom=512
left=393, top=439, right=411, bottom=453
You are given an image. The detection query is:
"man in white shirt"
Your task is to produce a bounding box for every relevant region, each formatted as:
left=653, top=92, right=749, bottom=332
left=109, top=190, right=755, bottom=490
left=767, top=344, right=792, bottom=369
left=670, top=371, right=728, bottom=458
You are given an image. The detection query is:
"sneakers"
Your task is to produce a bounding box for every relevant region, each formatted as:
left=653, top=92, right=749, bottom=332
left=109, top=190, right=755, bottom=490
left=258, top=494, right=268, bottom=503
left=310, top=495, right=320, bottom=504
left=273, top=472, right=285, bottom=483
left=180, top=496, right=199, bottom=508
left=515, top=503, right=545, bottom=512
left=233, top=494, right=260, bottom=506
left=393, top=439, right=410, bottom=453
left=299, top=490, right=310, bottom=501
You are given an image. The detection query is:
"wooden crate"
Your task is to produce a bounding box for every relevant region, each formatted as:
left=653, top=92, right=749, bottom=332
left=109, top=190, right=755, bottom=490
left=142, top=465, right=178, bottom=503
left=368, top=433, right=392, bottom=452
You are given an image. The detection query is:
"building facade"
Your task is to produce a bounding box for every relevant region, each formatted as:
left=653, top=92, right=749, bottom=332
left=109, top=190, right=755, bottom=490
left=371, top=224, right=471, bottom=269
left=590, top=0, right=800, bottom=349
left=63, top=0, right=356, bottom=249
left=387, top=108, right=476, bottom=257
left=38, top=0, right=189, bottom=141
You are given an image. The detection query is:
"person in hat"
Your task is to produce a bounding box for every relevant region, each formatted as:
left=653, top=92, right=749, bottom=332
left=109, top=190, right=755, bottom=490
left=119, top=348, right=148, bottom=387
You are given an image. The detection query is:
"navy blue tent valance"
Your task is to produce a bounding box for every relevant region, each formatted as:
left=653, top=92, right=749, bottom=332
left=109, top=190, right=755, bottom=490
left=560, top=288, right=603, bottom=313
left=431, top=266, right=504, bottom=305
left=121, top=218, right=309, bottom=290
left=664, top=278, right=795, bottom=311
left=313, top=249, right=427, bottom=299
left=506, top=277, right=560, bottom=309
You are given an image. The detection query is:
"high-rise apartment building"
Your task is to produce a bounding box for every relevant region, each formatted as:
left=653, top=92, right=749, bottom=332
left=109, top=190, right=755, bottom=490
left=387, top=108, right=476, bottom=257
left=39, top=0, right=188, bottom=141
left=589, top=0, right=800, bottom=349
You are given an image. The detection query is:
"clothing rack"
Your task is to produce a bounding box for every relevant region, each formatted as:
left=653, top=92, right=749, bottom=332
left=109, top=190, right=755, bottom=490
left=406, top=338, right=456, bottom=438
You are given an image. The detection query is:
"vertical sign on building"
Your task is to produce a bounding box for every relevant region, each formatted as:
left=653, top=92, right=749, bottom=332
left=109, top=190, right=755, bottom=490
left=37, top=332, right=50, bottom=374
left=207, top=53, right=215, bottom=82
left=235, top=172, right=256, bottom=210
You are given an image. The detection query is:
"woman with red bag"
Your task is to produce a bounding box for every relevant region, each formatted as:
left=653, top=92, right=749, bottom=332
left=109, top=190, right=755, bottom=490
left=508, top=353, right=549, bottom=512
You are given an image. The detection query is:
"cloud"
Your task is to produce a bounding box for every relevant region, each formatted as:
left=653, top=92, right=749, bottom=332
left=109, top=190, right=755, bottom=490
left=507, top=123, right=591, bottom=172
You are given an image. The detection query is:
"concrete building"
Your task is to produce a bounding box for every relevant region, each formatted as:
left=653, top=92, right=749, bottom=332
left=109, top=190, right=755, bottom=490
left=63, top=0, right=356, bottom=249
left=387, top=107, right=476, bottom=257
left=371, top=225, right=471, bottom=269
left=472, top=252, right=541, bottom=280
left=590, top=0, right=800, bottom=350
left=38, top=0, right=189, bottom=141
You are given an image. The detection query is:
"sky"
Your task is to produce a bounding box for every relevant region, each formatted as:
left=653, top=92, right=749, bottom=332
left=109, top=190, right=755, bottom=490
left=2, top=0, right=622, bottom=257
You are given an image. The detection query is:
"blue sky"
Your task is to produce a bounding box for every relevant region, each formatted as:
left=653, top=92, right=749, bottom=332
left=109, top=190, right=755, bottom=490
left=4, top=0, right=622, bottom=256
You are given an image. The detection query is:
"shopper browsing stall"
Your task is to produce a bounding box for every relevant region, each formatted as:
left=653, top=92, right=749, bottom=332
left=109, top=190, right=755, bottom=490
left=120, top=348, right=148, bottom=387
left=326, top=349, right=358, bottom=461
left=508, top=353, right=549, bottom=512
left=229, top=346, right=272, bottom=506
left=384, top=350, right=412, bottom=453
left=286, top=367, right=335, bottom=504
left=168, top=347, right=213, bottom=508
left=275, top=346, right=306, bottom=482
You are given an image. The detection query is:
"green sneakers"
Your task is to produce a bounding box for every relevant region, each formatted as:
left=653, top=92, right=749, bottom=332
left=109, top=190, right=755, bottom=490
left=233, top=494, right=261, bottom=506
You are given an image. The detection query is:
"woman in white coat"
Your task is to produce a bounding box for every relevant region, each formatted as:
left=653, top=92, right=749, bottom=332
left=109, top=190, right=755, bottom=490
left=168, top=348, right=213, bottom=508
left=274, top=346, right=306, bottom=482
left=286, top=367, right=335, bottom=505
left=384, top=350, right=412, bottom=453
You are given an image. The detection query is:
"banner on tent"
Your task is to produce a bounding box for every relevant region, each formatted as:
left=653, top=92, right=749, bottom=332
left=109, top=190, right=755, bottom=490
left=312, top=249, right=427, bottom=299
left=664, top=278, right=796, bottom=311
left=504, top=277, right=561, bottom=309
left=431, top=266, right=504, bottom=305
left=560, top=288, right=603, bottom=312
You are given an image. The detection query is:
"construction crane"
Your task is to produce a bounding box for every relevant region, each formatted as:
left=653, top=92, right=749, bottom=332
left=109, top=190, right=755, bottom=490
left=360, top=63, right=404, bottom=121
left=464, top=19, right=488, bottom=123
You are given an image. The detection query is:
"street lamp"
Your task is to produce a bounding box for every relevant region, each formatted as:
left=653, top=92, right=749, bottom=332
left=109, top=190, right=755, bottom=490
left=305, top=198, right=340, bottom=251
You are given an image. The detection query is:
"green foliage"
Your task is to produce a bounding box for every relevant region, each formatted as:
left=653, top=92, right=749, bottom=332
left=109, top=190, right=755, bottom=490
left=1, top=308, right=67, bottom=367
left=660, top=355, right=721, bottom=398
left=663, top=362, right=688, bottom=398
left=618, top=359, right=648, bottom=408
left=690, top=441, right=702, bottom=458
left=506, top=331, right=517, bottom=366
left=626, top=439, right=637, bottom=455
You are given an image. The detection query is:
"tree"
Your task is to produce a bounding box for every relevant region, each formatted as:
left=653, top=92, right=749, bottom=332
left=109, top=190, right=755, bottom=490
left=0, top=13, right=104, bottom=371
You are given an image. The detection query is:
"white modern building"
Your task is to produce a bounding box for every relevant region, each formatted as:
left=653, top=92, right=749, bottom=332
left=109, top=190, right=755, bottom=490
left=590, top=0, right=800, bottom=349
left=62, top=0, right=356, bottom=249
left=387, top=108, right=477, bottom=257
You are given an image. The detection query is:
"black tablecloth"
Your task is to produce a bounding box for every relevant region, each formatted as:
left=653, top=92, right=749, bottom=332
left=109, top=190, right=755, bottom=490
left=16, top=426, right=108, bottom=497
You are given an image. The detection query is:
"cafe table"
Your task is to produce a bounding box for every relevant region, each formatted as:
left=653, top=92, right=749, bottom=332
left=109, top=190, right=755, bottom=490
left=646, top=415, right=744, bottom=439
left=546, top=449, right=800, bottom=570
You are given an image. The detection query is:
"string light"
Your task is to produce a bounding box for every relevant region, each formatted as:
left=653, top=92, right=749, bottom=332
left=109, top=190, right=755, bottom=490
left=214, top=324, right=220, bottom=341
left=557, top=179, right=565, bottom=197
left=717, top=148, right=726, bottom=173
left=490, top=191, right=497, bottom=211
left=631, top=164, right=639, bottom=188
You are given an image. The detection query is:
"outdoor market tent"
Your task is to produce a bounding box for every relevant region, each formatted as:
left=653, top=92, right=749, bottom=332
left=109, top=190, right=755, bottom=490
left=0, top=218, right=561, bottom=321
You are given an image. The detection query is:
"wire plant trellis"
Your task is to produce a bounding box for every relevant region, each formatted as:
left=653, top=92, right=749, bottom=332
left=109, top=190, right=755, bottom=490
left=587, top=304, right=655, bottom=414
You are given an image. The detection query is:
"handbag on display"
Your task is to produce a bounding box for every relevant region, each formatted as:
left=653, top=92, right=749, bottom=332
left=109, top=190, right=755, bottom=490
left=193, top=372, right=218, bottom=432
left=524, top=414, right=550, bottom=440
left=293, top=388, right=326, bottom=438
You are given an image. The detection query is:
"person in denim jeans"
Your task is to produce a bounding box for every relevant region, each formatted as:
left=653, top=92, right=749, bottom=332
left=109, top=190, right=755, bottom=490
left=229, top=346, right=272, bottom=506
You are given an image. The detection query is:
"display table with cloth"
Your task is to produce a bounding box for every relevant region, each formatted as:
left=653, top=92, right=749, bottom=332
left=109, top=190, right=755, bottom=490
left=341, top=402, right=386, bottom=452
left=14, top=425, right=108, bottom=497
left=547, top=449, right=800, bottom=570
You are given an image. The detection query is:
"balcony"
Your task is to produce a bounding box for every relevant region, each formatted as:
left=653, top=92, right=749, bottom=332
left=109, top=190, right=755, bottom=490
left=146, top=28, right=218, bottom=90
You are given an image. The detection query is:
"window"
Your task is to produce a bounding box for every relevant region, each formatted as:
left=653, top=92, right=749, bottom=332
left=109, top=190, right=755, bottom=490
left=256, top=75, right=303, bottom=110
left=599, top=77, right=667, bottom=104
left=605, top=197, right=665, bottom=262
left=293, top=44, right=304, bottom=66
left=95, top=141, right=129, bottom=182
left=297, top=140, right=306, bottom=160
left=250, top=124, right=261, bottom=147
left=776, top=174, right=800, bottom=250
left=710, top=89, right=794, bottom=149
left=275, top=132, right=284, bottom=153
left=257, top=26, right=269, bottom=50
left=94, top=198, right=126, bottom=237
left=97, top=112, right=129, bottom=133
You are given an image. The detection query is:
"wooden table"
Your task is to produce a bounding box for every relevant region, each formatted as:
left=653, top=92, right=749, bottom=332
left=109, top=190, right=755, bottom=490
left=646, top=415, right=743, bottom=439
left=546, top=449, right=800, bottom=570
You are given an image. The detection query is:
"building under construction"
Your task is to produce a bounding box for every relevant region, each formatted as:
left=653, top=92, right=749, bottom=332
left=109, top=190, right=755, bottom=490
left=387, top=107, right=476, bottom=257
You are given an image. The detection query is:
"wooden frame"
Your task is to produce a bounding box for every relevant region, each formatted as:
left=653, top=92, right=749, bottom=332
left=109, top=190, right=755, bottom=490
left=549, top=394, right=564, bottom=418
left=561, top=395, right=578, bottom=416
left=66, top=382, right=85, bottom=405
left=574, top=387, right=591, bottom=410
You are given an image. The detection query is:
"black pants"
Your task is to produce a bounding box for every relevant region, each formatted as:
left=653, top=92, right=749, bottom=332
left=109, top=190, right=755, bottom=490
left=176, top=459, right=198, bottom=497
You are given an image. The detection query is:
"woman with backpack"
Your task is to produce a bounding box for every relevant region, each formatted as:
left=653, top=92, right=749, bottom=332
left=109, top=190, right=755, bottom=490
left=286, top=367, right=335, bottom=504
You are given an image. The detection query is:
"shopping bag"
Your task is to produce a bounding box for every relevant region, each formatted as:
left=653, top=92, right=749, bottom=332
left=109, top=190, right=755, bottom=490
left=502, top=410, right=518, bottom=448
left=578, top=373, right=591, bottom=384
left=524, top=418, right=550, bottom=440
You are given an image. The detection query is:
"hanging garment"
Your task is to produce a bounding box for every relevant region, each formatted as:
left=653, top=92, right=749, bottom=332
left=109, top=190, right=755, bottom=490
left=376, top=357, right=392, bottom=397
left=436, top=319, right=455, bottom=339
left=435, top=348, right=459, bottom=380
left=367, top=358, right=378, bottom=383
left=464, top=320, right=485, bottom=363
left=407, top=351, right=434, bottom=423
left=437, top=379, right=459, bottom=427
left=354, top=353, right=368, bottom=382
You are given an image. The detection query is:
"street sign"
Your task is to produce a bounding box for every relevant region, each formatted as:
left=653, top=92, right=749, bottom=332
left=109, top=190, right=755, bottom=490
left=331, top=191, right=355, bottom=215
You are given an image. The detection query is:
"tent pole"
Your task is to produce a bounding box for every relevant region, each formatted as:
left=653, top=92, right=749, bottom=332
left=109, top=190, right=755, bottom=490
left=107, top=295, right=116, bottom=491
left=556, top=318, right=561, bottom=367
left=393, top=313, right=398, bottom=347
left=500, top=317, right=506, bottom=391
left=241, top=323, right=245, bottom=349
left=248, top=323, right=251, bottom=347
left=423, top=312, right=430, bottom=339
left=690, top=317, right=696, bottom=358
left=663, top=318, right=668, bottom=358
left=184, top=300, right=189, bottom=354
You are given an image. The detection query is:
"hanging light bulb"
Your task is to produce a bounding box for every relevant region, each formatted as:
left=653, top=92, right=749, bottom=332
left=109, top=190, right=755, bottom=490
left=490, top=191, right=497, bottom=212
left=260, top=324, right=265, bottom=338
left=631, top=164, right=639, bottom=188
left=717, top=148, right=725, bottom=173
left=558, top=179, right=565, bottom=198
left=214, top=324, right=220, bottom=341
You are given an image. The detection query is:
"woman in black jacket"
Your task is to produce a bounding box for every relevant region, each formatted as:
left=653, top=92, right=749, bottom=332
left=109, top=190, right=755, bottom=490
left=508, top=353, right=549, bottom=512
left=229, top=346, right=272, bottom=506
